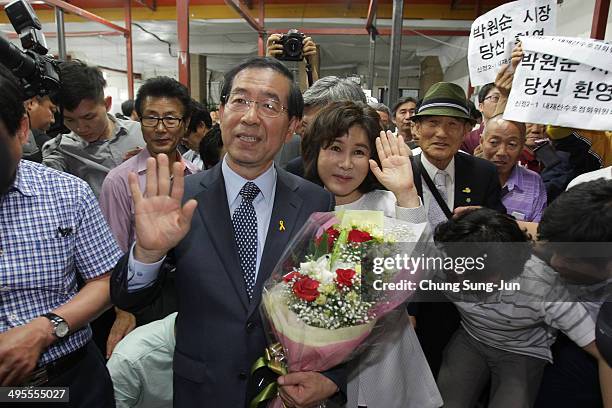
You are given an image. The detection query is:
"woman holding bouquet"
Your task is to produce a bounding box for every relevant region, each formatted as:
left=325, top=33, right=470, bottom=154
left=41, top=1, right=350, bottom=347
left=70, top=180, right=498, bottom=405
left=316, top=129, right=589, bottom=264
left=301, top=101, right=442, bottom=408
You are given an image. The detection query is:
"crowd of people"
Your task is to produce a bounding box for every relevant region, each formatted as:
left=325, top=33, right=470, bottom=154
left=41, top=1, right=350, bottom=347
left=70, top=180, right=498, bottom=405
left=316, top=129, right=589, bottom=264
left=0, top=31, right=611, bottom=408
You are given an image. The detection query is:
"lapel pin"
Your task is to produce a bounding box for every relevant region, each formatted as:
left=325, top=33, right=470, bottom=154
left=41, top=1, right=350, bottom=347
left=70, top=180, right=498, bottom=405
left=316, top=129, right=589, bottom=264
left=466, top=198, right=472, bottom=203
left=279, top=220, right=286, bottom=231
left=462, top=187, right=471, bottom=193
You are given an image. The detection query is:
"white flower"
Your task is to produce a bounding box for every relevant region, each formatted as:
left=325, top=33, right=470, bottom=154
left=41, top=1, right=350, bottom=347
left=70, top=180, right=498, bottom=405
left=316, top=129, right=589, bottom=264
left=300, top=255, right=334, bottom=284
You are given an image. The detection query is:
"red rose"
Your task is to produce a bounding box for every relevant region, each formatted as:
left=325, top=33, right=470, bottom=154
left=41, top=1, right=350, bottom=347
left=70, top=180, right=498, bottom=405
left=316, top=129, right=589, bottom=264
left=348, top=229, right=372, bottom=243
left=283, top=271, right=301, bottom=283
left=315, top=227, right=340, bottom=249
left=326, top=227, right=340, bottom=245
left=336, top=268, right=356, bottom=288
left=292, top=276, right=320, bottom=302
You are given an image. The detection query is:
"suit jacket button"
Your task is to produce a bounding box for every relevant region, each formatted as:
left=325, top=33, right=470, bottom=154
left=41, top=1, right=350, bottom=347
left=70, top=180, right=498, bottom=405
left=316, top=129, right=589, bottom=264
left=238, top=371, right=248, bottom=380
left=246, top=321, right=256, bottom=332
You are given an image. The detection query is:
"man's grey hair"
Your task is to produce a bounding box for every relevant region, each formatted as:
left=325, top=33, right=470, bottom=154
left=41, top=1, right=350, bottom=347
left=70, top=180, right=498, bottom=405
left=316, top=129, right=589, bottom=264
left=368, top=102, right=391, bottom=117
left=303, top=76, right=367, bottom=108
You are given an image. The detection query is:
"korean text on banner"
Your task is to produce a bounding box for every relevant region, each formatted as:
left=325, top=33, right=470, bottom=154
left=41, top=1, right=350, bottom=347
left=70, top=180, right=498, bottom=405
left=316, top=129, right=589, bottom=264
left=504, top=36, right=612, bottom=132
left=467, top=0, right=557, bottom=87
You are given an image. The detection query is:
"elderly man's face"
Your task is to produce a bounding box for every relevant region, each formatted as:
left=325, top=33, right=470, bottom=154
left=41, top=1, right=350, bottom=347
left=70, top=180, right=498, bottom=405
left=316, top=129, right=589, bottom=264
left=415, top=115, right=471, bottom=169
left=482, top=118, right=524, bottom=178
left=219, top=67, right=298, bottom=179
left=393, top=101, right=416, bottom=138
left=525, top=123, right=547, bottom=149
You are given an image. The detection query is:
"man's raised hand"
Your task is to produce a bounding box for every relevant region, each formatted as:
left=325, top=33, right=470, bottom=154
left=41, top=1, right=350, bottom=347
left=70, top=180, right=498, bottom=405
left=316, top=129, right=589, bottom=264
left=130, top=154, right=197, bottom=263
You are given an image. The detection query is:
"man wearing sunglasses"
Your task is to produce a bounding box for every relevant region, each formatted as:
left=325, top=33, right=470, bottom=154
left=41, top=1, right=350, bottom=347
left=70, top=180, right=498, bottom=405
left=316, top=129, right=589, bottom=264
left=99, top=77, right=199, bottom=359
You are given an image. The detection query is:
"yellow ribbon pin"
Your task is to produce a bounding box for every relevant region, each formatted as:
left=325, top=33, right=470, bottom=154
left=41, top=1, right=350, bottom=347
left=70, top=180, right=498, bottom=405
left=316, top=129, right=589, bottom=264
left=279, top=220, right=286, bottom=231
left=462, top=187, right=471, bottom=193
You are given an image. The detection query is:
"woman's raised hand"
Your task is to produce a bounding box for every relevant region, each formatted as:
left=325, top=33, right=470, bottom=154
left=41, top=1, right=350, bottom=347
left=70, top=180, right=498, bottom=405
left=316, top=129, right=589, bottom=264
left=369, top=131, right=420, bottom=208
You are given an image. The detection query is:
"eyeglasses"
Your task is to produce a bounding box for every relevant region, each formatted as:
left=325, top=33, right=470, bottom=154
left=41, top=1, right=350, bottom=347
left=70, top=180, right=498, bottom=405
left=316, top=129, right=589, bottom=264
left=141, top=116, right=183, bottom=128
left=484, top=95, right=501, bottom=103
left=223, top=93, right=288, bottom=118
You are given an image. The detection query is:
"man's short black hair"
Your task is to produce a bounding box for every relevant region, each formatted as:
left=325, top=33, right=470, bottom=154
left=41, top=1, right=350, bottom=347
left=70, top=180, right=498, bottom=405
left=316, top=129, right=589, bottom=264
left=219, top=57, right=303, bottom=121
left=392, top=96, right=418, bottom=116
left=539, top=179, right=612, bottom=244
left=121, top=99, right=135, bottom=117
left=468, top=100, right=482, bottom=122
left=199, top=124, right=223, bottom=170
left=434, top=208, right=532, bottom=282
left=135, top=76, right=192, bottom=121
left=477, top=83, right=498, bottom=104
left=58, top=60, right=106, bottom=111
left=0, top=64, right=26, bottom=136
left=188, top=100, right=212, bottom=133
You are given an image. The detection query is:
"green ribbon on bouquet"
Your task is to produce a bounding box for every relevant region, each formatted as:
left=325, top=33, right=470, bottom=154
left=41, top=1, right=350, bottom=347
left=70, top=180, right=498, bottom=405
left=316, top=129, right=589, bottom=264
left=249, top=343, right=288, bottom=408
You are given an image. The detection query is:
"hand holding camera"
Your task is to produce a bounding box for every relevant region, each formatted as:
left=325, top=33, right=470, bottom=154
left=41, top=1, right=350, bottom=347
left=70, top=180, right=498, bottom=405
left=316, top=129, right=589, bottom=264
left=266, top=30, right=317, bottom=63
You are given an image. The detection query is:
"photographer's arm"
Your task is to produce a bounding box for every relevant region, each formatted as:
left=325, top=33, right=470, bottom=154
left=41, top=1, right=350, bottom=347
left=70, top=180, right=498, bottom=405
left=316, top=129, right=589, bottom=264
left=266, top=33, right=319, bottom=89
left=303, top=36, right=319, bottom=84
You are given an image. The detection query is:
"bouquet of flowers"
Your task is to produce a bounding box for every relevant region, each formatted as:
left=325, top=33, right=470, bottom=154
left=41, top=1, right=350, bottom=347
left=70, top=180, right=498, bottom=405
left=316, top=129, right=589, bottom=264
left=250, top=210, right=428, bottom=407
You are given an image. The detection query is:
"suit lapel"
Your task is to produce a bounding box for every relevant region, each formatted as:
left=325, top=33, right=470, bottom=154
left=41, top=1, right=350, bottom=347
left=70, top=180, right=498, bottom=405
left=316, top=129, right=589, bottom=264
left=453, top=154, right=470, bottom=208
left=411, top=154, right=424, bottom=199
left=248, top=170, right=303, bottom=317
left=195, top=164, right=249, bottom=311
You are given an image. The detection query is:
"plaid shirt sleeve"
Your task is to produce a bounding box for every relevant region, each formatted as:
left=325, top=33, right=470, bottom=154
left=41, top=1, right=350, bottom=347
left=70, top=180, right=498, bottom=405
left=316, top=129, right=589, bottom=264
left=73, top=181, right=124, bottom=280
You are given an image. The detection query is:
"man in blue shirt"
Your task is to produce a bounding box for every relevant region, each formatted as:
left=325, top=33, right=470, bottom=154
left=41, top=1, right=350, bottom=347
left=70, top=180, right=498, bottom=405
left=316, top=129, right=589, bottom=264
left=0, top=65, right=122, bottom=406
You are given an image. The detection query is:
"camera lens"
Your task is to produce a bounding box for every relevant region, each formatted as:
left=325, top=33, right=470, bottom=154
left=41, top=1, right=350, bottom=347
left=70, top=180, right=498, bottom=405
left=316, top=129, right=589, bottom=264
left=285, top=38, right=301, bottom=57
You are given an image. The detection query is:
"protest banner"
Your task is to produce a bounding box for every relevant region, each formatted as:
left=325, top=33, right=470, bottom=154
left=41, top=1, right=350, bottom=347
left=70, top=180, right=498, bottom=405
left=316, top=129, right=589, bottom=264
left=504, top=36, right=612, bottom=131
left=520, top=36, right=612, bottom=72
left=468, top=0, right=557, bottom=86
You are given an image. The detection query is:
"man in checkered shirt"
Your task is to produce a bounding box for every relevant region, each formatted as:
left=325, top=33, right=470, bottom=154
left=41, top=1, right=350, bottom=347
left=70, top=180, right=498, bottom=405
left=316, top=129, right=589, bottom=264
left=0, top=65, right=122, bottom=406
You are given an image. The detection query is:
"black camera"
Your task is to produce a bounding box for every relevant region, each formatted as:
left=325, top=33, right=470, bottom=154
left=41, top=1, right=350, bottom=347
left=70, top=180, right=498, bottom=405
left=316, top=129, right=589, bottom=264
left=277, top=29, right=305, bottom=62
left=0, top=0, right=61, bottom=100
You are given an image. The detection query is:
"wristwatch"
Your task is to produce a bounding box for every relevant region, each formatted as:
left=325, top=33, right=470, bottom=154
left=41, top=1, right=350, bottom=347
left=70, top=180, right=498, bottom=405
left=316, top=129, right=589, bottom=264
left=42, top=313, right=70, bottom=339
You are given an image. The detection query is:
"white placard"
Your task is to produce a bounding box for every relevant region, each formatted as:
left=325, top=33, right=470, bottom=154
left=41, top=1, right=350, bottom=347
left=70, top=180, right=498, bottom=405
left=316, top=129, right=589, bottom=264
left=468, top=0, right=557, bottom=86
left=520, top=36, right=612, bottom=71
left=504, top=37, right=612, bottom=131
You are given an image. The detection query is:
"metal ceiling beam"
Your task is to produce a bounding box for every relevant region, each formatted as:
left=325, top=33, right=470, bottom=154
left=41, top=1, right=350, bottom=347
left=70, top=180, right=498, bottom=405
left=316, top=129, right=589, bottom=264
left=5, top=30, right=122, bottom=38
left=386, top=0, right=403, bottom=106
left=177, top=0, right=190, bottom=88
left=258, top=0, right=265, bottom=56
left=55, top=6, right=66, bottom=59
left=475, top=0, right=482, bottom=17
left=591, top=0, right=610, bottom=40
left=275, top=28, right=469, bottom=36
left=133, top=0, right=157, bottom=11
left=224, top=0, right=264, bottom=33
left=365, top=0, right=378, bottom=32
left=42, top=0, right=128, bottom=34
left=125, top=0, right=134, bottom=99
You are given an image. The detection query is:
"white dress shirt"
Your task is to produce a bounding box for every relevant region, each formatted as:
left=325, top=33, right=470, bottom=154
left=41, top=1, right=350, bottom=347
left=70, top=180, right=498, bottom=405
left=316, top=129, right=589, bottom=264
left=126, top=155, right=278, bottom=291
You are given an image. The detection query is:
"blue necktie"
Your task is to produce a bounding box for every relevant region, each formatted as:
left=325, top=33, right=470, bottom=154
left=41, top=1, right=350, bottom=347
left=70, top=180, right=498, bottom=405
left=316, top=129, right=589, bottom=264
left=232, top=182, right=260, bottom=299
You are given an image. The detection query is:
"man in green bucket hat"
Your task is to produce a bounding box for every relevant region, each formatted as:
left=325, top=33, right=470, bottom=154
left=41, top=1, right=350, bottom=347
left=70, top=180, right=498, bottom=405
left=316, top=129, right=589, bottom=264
left=401, top=81, right=507, bottom=378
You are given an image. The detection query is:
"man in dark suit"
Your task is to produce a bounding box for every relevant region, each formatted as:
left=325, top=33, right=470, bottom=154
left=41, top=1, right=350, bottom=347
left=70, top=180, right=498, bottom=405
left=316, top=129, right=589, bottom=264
left=111, top=57, right=343, bottom=408
left=401, top=82, right=506, bottom=377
